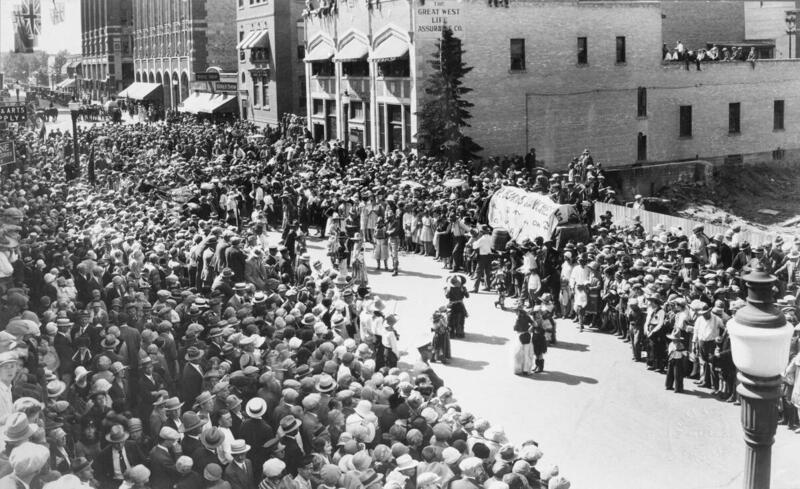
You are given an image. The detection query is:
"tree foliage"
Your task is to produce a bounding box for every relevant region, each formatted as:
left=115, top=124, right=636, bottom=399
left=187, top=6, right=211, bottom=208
left=0, top=51, right=49, bottom=85
left=416, top=27, right=482, bottom=161
left=52, top=50, right=70, bottom=81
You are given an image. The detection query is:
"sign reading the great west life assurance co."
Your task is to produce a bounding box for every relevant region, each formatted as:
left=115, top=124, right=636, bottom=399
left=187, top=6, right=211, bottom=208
left=416, top=0, right=463, bottom=36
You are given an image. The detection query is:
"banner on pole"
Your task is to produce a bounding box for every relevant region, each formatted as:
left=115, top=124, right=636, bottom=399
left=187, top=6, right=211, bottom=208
left=487, top=186, right=578, bottom=241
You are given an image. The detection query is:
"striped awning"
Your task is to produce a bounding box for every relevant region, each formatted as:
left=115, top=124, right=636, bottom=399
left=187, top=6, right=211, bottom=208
left=118, top=82, right=162, bottom=101
left=304, top=42, right=334, bottom=62
left=369, top=37, right=409, bottom=62
left=179, top=92, right=238, bottom=114
left=56, top=78, right=76, bottom=89
left=237, top=31, right=260, bottom=50
left=245, top=30, right=269, bottom=49
left=334, top=40, right=369, bottom=62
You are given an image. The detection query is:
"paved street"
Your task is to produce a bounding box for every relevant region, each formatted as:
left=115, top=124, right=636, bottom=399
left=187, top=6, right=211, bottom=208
left=294, top=235, right=800, bottom=489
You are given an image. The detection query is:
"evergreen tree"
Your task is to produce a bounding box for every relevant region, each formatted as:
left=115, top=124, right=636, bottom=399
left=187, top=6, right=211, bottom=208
left=417, top=27, right=482, bottom=161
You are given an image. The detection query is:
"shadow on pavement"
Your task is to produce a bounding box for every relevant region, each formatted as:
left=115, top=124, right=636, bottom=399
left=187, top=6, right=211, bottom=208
left=398, top=269, right=444, bottom=280
left=524, top=370, right=598, bottom=385
left=679, top=388, right=719, bottom=400
left=460, top=332, right=509, bottom=345
left=550, top=340, right=589, bottom=352
left=442, top=357, right=490, bottom=371
left=375, top=292, right=407, bottom=302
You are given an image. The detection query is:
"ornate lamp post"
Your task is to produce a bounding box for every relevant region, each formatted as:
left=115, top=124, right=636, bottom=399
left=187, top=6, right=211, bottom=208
left=728, top=267, right=794, bottom=489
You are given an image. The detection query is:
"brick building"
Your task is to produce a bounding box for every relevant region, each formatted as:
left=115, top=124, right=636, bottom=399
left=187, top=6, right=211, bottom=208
left=80, top=0, right=134, bottom=100
left=131, top=0, right=236, bottom=109
left=237, top=0, right=306, bottom=126
left=305, top=0, right=800, bottom=168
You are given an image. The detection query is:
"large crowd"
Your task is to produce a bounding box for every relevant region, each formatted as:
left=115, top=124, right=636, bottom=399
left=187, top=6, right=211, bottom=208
left=0, top=114, right=581, bottom=489
left=0, top=108, right=799, bottom=489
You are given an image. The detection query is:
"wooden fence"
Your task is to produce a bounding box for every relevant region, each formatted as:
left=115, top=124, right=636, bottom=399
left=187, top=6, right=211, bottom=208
left=593, top=202, right=793, bottom=247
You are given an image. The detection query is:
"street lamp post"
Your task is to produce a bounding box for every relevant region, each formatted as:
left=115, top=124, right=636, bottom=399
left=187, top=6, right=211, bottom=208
left=68, top=101, right=81, bottom=180
left=728, top=267, right=794, bottom=489
left=786, top=10, right=797, bottom=59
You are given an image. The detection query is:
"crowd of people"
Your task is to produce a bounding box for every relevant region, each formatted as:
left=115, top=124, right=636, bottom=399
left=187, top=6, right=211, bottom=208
left=662, top=40, right=759, bottom=70
left=0, top=114, right=583, bottom=489
left=1, top=104, right=799, bottom=489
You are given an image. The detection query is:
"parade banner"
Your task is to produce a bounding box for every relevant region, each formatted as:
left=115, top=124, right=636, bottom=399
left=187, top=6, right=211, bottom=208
left=487, top=186, right=577, bottom=241
left=0, top=141, right=16, bottom=166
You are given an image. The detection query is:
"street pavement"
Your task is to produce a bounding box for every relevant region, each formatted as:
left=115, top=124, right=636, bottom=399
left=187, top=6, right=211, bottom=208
left=293, top=235, right=800, bottom=489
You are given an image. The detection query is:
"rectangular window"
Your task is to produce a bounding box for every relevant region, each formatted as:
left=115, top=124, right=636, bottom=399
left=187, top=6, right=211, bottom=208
left=313, top=99, right=324, bottom=115
left=679, top=105, right=692, bottom=138
left=774, top=100, right=784, bottom=130
left=510, top=38, right=525, bottom=71
left=616, top=36, right=626, bottom=63
left=262, top=77, right=269, bottom=108
left=577, top=37, right=588, bottom=64
left=729, top=102, right=741, bottom=134
left=253, top=79, right=259, bottom=106
left=350, top=101, right=365, bottom=120
left=637, top=87, right=647, bottom=117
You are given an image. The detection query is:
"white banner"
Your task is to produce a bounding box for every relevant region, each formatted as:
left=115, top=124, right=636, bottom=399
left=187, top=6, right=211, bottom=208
left=487, top=186, right=577, bottom=242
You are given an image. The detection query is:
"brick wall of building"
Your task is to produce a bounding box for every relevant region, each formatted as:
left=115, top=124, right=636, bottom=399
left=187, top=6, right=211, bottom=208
left=744, top=1, right=799, bottom=59
left=450, top=1, right=663, bottom=165
left=205, top=0, right=237, bottom=72
left=238, top=0, right=306, bottom=125
left=441, top=1, right=800, bottom=168
left=303, top=0, right=800, bottom=168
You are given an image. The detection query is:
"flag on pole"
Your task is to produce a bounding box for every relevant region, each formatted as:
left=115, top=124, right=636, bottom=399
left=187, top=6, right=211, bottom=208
left=50, top=0, right=64, bottom=25
left=13, top=0, right=41, bottom=54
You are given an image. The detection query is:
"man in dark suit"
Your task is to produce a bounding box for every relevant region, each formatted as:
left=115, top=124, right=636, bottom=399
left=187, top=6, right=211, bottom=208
left=53, top=318, right=75, bottom=379
left=137, top=356, right=166, bottom=421
left=104, top=275, right=129, bottom=309
left=225, top=237, right=247, bottom=283
left=94, top=425, right=145, bottom=489
left=226, top=395, right=245, bottom=438
left=73, top=263, right=100, bottom=306
left=240, top=398, right=273, bottom=476
left=278, top=415, right=307, bottom=476
left=180, top=347, right=204, bottom=408
left=149, top=427, right=182, bottom=489
left=191, top=427, right=225, bottom=474
left=224, top=439, right=256, bottom=489
left=179, top=411, right=204, bottom=456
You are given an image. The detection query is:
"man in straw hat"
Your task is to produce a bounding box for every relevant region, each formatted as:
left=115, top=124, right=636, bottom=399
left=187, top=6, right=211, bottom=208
left=225, top=439, right=254, bottom=489
left=93, top=424, right=145, bottom=488
left=691, top=299, right=723, bottom=391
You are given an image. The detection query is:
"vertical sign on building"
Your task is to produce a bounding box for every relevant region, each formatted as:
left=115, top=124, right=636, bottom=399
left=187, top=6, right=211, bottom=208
left=416, top=0, right=464, bottom=38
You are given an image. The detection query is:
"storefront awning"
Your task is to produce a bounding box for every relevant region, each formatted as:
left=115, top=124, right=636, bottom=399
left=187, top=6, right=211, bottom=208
left=334, top=41, right=369, bottom=62
left=369, top=37, right=409, bottom=62
left=237, top=31, right=260, bottom=50
left=179, top=92, right=238, bottom=114
left=56, top=78, right=76, bottom=89
left=305, top=42, right=334, bottom=62
left=67, top=61, right=82, bottom=69
left=118, top=82, right=163, bottom=101
left=245, top=30, right=269, bottom=49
